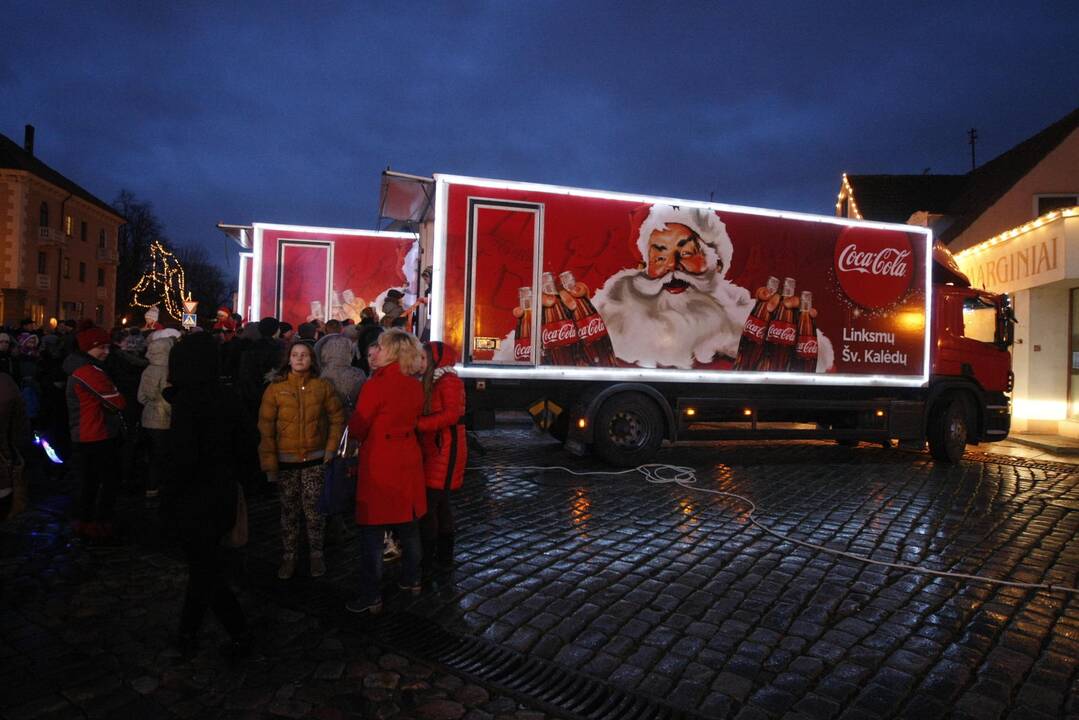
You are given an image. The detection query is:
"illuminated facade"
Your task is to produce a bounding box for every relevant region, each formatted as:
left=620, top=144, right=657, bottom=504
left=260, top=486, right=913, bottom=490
left=0, top=126, right=123, bottom=328
left=837, top=107, right=1079, bottom=434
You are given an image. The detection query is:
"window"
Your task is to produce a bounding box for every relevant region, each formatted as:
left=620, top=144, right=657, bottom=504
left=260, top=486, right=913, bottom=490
left=98, top=229, right=106, bottom=248
left=37, top=251, right=47, bottom=274
left=961, top=296, right=998, bottom=344
left=63, top=258, right=70, bottom=279
left=97, top=268, right=105, bottom=287
left=79, top=262, right=86, bottom=282
left=39, top=202, right=49, bottom=227
left=95, top=304, right=105, bottom=326
left=80, top=221, right=87, bottom=242
left=64, top=215, right=72, bottom=236
left=1036, top=194, right=1078, bottom=216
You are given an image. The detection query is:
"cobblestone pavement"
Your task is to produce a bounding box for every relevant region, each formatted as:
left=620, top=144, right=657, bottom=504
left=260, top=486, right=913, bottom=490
left=4, top=430, right=1079, bottom=719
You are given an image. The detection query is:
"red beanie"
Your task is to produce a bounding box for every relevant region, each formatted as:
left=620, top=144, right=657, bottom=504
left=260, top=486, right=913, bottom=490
left=77, top=327, right=110, bottom=353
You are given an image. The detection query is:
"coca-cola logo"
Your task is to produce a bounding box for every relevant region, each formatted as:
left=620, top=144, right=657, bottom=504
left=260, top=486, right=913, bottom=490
left=578, top=316, right=609, bottom=344
left=742, top=314, right=767, bottom=343
left=541, top=319, right=578, bottom=348
left=834, top=227, right=915, bottom=309
left=513, top=341, right=531, bottom=361
left=796, top=338, right=819, bottom=358
left=766, top=320, right=796, bottom=346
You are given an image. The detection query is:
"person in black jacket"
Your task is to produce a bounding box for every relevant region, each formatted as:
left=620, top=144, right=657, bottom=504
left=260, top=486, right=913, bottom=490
left=162, top=332, right=251, bottom=658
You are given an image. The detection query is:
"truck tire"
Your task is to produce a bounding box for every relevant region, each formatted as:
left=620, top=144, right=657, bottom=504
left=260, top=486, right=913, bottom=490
left=928, top=396, right=969, bottom=463
left=593, top=393, right=664, bottom=467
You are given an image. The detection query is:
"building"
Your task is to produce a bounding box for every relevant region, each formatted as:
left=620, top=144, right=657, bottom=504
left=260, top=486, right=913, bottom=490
left=0, top=125, right=124, bottom=329
left=835, top=107, right=1079, bottom=435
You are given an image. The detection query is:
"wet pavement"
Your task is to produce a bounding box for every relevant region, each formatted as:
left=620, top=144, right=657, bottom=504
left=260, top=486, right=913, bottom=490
left=4, top=430, right=1079, bottom=719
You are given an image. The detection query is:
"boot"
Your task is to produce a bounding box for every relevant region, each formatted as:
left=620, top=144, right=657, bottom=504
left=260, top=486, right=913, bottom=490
left=435, top=534, right=455, bottom=570
left=277, top=554, right=296, bottom=580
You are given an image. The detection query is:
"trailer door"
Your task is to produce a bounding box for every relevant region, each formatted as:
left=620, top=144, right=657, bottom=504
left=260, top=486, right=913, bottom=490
left=465, top=199, right=542, bottom=364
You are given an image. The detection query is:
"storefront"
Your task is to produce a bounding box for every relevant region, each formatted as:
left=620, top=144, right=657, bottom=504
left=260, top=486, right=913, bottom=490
left=955, top=207, right=1079, bottom=434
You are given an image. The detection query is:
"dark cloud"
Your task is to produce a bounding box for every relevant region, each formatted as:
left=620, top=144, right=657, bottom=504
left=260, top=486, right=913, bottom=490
left=3, top=1, right=1076, bottom=275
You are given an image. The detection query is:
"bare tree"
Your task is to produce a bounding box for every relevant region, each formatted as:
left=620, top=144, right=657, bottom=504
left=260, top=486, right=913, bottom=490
left=176, top=244, right=230, bottom=314
left=113, top=190, right=169, bottom=318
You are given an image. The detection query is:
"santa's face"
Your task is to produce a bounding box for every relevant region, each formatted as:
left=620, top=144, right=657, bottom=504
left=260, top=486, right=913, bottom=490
left=646, top=223, right=710, bottom=289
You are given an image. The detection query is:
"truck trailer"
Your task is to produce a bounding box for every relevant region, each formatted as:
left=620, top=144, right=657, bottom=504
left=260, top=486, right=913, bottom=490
left=383, top=172, right=1014, bottom=466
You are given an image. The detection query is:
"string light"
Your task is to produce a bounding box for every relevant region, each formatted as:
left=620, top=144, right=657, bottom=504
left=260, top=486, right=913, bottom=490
left=835, top=173, right=863, bottom=220
left=130, top=240, right=188, bottom=319
left=953, top=206, right=1078, bottom=260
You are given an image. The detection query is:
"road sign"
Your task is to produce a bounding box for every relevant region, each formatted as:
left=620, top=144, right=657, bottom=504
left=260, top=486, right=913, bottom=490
left=183, top=299, right=198, bottom=314
left=182, top=313, right=197, bottom=329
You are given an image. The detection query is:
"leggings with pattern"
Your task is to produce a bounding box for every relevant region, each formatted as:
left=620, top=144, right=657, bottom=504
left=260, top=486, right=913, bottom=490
left=278, top=464, right=325, bottom=557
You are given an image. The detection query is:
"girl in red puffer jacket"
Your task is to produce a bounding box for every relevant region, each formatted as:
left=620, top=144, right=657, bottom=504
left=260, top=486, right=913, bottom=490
left=418, top=341, right=466, bottom=569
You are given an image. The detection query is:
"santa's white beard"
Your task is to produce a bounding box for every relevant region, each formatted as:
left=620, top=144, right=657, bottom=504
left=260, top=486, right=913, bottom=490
left=593, top=268, right=752, bottom=368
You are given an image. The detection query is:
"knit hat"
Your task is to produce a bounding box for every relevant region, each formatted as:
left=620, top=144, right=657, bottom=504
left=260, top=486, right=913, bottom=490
left=77, top=327, right=110, bottom=353
left=0, top=333, right=12, bottom=346
left=257, top=317, right=280, bottom=338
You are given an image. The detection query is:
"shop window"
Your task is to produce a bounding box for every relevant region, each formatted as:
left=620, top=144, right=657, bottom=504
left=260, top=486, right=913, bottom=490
left=39, top=202, right=49, bottom=227
left=961, top=296, right=997, bottom=344
left=79, top=262, right=86, bottom=282
left=37, top=251, right=47, bottom=274
left=1036, top=195, right=1078, bottom=216
left=97, top=268, right=105, bottom=287
left=63, top=258, right=70, bottom=279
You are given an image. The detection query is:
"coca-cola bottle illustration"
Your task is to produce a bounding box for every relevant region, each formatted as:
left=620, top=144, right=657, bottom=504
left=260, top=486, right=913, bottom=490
left=559, top=270, right=617, bottom=367
left=791, top=291, right=819, bottom=373
left=540, top=272, right=581, bottom=366
left=732, top=276, right=780, bottom=371
left=513, top=286, right=533, bottom=363
left=759, top=277, right=798, bottom=372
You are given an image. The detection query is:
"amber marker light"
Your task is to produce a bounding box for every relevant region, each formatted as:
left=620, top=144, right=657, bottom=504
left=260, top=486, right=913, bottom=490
left=743, top=408, right=753, bottom=416
left=876, top=409, right=886, bottom=417
left=685, top=408, right=696, bottom=417
left=577, top=418, right=587, bottom=429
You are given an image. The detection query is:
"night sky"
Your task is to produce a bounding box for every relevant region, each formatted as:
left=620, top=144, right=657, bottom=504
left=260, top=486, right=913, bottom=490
left=3, top=1, right=1076, bottom=277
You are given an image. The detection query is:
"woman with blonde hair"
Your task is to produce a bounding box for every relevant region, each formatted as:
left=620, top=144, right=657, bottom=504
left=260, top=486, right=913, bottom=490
left=345, top=328, right=427, bottom=614
left=258, top=341, right=345, bottom=580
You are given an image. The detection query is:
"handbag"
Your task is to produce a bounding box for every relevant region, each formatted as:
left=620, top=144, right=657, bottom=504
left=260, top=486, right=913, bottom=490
left=318, top=428, right=356, bottom=515
left=222, top=483, right=248, bottom=548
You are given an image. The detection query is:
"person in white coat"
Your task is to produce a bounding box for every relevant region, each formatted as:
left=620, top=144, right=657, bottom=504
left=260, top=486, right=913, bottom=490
left=137, top=331, right=179, bottom=498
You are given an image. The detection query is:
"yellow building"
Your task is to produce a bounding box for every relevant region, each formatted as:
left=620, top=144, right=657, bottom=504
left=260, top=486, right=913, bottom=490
left=0, top=125, right=124, bottom=328
left=836, top=107, right=1079, bottom=435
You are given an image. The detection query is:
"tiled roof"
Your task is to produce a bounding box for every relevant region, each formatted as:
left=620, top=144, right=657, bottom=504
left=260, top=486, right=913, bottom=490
left=938, top=105, right=1079, bottom=246
left=845, top=174, right=967, bottom=224
left=0, top=132, right=123, bottom=221
left=844, top=105, right=1079, bottom=246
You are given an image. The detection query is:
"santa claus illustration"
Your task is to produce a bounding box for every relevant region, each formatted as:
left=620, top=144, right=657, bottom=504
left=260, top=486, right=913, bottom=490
left=593, top=204, right=754, bottom=368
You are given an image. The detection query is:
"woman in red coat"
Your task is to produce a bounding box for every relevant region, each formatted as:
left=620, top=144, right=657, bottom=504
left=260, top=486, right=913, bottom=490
left=345, top=329, right=427, bottom=615
left=418, top=341, right=467, bottom=570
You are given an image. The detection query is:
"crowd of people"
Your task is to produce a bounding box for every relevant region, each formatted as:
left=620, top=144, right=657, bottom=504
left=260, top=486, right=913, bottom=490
left=0, top=301, right=466, bottom=657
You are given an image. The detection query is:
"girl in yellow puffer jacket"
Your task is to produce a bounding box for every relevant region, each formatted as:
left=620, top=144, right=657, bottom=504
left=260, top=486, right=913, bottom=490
left=258, top=342, right=344, bottom=579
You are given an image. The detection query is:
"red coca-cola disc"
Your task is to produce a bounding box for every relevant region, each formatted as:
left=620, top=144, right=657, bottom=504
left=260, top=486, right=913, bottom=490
left=834, top=227, right=914, bottom=309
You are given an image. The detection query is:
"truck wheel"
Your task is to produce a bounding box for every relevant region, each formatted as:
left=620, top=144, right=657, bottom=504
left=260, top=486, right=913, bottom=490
left=928, top=397, right=969, bottom=463
left=593, top=393, right=664, bottom=467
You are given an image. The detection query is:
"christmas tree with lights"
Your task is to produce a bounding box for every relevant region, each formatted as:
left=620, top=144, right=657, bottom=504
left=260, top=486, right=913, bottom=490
left=130, top=240, right=188, bottom=320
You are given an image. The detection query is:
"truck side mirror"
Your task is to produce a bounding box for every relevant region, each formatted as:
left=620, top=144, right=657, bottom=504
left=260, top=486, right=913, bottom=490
left=998, top=296, right=1017, bottom=349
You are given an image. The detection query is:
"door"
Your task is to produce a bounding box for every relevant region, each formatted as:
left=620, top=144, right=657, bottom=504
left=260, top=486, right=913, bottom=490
left=465, top=200, right=542, bottom=364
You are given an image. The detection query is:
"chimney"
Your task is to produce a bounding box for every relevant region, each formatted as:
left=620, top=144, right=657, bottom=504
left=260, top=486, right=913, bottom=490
left=23, top=125, right=35, bottom=155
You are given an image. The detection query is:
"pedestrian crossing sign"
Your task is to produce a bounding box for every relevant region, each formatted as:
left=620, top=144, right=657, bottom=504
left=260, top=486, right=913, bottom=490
left=182, top=313, right=197, bottom=328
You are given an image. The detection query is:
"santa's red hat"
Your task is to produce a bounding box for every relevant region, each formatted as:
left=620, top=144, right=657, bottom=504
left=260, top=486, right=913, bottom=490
left=629, top=204, right=734, bottom=277
left=216, top=306, right=232, bottom=317
left=77, top=327, right=110, bottom=353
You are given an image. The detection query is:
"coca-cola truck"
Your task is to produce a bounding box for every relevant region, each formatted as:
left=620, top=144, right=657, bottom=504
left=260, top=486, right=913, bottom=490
left=220, top=222, right=421, bottom=327
left=383, top=172, right=1014, bottom=465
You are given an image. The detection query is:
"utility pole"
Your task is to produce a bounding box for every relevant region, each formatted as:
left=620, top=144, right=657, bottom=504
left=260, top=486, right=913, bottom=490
left=968, top=128, right=978, bottom=171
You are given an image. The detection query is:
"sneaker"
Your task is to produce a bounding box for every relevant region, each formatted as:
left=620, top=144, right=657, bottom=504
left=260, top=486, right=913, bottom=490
left=345, top=598, right=383, bottom=615
left=397, top=581, right=422, bottom=597
left=309, top=554, right=326, bottom=578
left=277, top=555, right=296, bottom=580
left=383, top=539, right=402, bottom=563
left=145, top=488, right=160, bottom=498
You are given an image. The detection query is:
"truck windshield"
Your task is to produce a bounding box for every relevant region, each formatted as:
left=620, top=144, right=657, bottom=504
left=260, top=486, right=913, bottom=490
left=961, top=296, right=998, bottom=344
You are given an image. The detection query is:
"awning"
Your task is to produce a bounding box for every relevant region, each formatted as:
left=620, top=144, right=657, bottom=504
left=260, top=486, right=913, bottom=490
left=379, top=170, right=434, bottom=225
left=217, top=223, right=253, bottom=249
